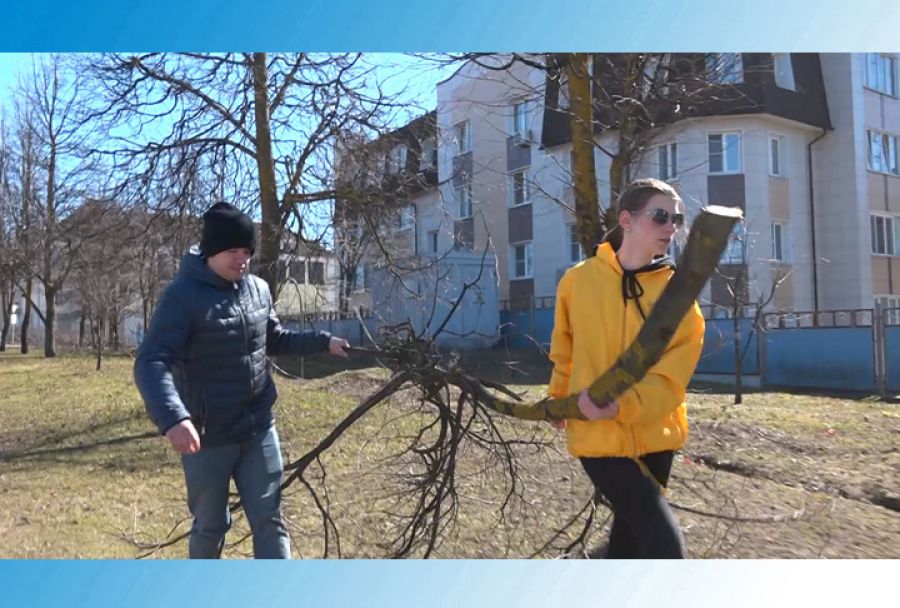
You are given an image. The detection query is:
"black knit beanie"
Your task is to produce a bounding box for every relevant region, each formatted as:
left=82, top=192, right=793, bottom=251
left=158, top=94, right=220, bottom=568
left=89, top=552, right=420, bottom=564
left=200, top=202, right=256, bottom=257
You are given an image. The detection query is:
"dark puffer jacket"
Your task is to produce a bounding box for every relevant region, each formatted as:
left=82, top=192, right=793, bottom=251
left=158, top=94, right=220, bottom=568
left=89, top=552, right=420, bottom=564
left=134, top=248, right=330, bottom=446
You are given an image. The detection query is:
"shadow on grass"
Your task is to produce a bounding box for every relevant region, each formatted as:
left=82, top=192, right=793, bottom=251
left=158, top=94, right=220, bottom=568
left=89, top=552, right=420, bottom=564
left=0, top=430, right=158, bottom=463
left=0, top=408, right=165, bottom=475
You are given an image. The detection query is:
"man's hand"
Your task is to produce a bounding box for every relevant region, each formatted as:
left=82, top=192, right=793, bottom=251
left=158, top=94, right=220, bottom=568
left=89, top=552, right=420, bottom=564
left=329, top=336, right=350, bottom=358
left=165, top=420, right=201, bottom=454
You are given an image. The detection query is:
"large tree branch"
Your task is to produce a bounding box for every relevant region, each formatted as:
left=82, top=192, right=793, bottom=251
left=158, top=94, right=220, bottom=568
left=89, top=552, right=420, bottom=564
left=127, top=55, right=257, bottom=146
left=269, top=54, right=306, bottom=114
left=449, top=206, right=742, bottom=421
left=11, top=279, right=46, bottom=323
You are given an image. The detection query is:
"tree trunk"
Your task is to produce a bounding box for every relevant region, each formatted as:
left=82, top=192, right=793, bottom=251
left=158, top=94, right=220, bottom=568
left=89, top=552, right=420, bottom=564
left=111, top=313, right=120, bottom=350
left=88, top=313, right=96, bottom=349
left=457, top=206, right=742, bottom=421
left=251, top=52, right=282, bottom=296
left=609, top=155, right=630, bottom=209
left=611, top=55, right=639, bottom=202
left=20, top=277, right=32, bottom=355
left=733, top=312, right=743, bottom=405
left=44, top=286, right=56, bottom=357
left=20, top=130, right=33, bottom=355
left=566, top=54, right=605, bottom=256
left=0, top=288, right=10, bottom=351
left=94, top=314, right=102, bottom=371
left=79, top=312, right=85, bottom=348
left=732, top=266, right=745, bottom=405
left=142, top=295, right=149, bottom=336
left=42, top=130, right=58, bottom=359
left=604, top=57, right=640, bottom=251
left=605, top=154, right=629, bottom=251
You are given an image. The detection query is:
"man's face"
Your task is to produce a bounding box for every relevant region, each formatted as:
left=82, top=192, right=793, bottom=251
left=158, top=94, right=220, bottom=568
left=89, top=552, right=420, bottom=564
left=207, top=248, right=252, bottom=282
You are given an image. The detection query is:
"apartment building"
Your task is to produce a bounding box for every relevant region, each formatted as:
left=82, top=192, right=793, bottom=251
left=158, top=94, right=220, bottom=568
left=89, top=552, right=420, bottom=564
left=338, top=53, right=900, bottom=326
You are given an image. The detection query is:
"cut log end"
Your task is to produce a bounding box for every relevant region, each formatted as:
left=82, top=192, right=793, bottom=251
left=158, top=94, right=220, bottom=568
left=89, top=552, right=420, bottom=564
left=702, top=205, right=744, bottom=220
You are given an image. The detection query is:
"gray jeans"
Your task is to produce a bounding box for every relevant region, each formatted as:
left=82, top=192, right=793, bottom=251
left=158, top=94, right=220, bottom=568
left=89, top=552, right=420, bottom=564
left=181, top=425, right=290, bottom=559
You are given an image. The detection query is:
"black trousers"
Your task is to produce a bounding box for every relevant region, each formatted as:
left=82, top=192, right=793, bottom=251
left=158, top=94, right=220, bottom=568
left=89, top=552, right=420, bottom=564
left=580, top=450, right=685, bottom=558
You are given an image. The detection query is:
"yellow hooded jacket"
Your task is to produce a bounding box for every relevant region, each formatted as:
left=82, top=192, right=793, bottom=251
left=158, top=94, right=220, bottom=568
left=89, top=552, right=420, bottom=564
left=549, top=242, right=705, bottom=458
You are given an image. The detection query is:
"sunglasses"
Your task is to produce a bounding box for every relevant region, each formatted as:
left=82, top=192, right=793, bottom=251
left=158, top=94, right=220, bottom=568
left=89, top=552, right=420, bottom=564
left=632, top=208, right=685, bottom=227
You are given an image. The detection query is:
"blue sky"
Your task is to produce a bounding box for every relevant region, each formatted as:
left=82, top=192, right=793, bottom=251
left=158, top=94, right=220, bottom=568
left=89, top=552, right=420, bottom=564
left=0, top=53, right=32, bottom=103
left=0, top=53, right=453, bottom=242
left=0, top=52, right=450, bottom=121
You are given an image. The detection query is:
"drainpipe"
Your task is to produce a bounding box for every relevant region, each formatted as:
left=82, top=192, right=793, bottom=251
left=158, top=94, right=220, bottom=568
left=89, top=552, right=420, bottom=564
left=808, top=128, right=827, bottom=312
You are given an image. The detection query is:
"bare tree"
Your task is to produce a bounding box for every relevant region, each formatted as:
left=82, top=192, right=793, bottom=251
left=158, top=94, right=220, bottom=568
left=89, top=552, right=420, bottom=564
left=12, top=55, right=98, bottom=357
left=332, top=112, right=440, bottom=313
left=84, top=53, right=406, bottom=299
left=66, top=200, right=142, bottom=369
left=709, top=223, right=794, bottom=405
left=0, top=110, right=17, bottom=350
left=9, top=99, right=41, bottom=354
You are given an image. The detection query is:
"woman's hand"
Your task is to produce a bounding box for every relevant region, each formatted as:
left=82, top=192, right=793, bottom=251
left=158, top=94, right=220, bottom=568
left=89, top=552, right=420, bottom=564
left=577, top=390, right=619, bottom=420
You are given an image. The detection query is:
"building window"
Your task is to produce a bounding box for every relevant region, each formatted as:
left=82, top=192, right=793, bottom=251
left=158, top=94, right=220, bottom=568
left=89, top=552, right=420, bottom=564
left=510, top=241, right=534, bottom=279
left=455, top=179, right=473, bottom=219
left=657, top=141, right=677, bottom=180
left=558, top=75, right=570, bottom=110
left=705, top=53, right=744, bottom=85
left=453, top=121, right=471, bottom=155
left=867, top=130, right=899, bottom=175
left=771, top=222, right=789, bottom=262
left=773, top=53, right=796, bottom=91
left=419, top=137, right=436, bottom=171
left=875, top=295, right=900, bottom=325
left=427, top=229, right=439, bottom=254
left=354, top=264, right=367, bottom=291
left=509, top=170, right=530, bottom=206
left=388, top=144, right=407, bottom=174
left=568, top=224, right=585, bottom=263
left=866, top=53, right=897, bottom=96
left=871, top=214, right=896, bottom=255
left=721, top=224, right=746, bottom=264
left=397, top=204, right=415, bottom=231
left=308, top=261, right=326, bottom=285
left=512, top=101, right=530, bottom=139
left=278, top=259, right=307, bottom=285
left=769, top=135, right=784, bottom=176
left=708, top=132, right=742, bottom=174
left=291, top=260, right=306, bottom=284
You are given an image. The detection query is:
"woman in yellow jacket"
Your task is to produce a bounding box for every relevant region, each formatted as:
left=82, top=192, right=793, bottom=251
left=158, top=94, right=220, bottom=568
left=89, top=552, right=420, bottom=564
left=549, top=178, right=705, bottom=559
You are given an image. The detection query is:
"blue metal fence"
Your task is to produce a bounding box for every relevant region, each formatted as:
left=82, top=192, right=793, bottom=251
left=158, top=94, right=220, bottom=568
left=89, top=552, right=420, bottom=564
left=497, top=302, right=889, bottom=394
left=697, top=318, right=759, bottom=375
left=764, top=327, right=876, bottom=391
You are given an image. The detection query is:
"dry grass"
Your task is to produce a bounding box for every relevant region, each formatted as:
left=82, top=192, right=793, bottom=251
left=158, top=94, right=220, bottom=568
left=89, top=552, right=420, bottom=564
left=0, top=349, right=897, bottom=558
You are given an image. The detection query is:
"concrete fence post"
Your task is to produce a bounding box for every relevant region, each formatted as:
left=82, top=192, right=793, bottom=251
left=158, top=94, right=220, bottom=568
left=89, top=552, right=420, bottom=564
left=874, top=302, right=887, bottom=399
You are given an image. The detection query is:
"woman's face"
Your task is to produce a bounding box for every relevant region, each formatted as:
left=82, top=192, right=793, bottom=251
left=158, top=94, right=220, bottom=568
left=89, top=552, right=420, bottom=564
left=620, top=193, right=682, bottom=257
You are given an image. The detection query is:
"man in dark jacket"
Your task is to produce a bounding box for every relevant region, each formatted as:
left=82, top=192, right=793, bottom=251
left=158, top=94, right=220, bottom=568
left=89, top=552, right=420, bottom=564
left=134, top=202, right=349, bottom=559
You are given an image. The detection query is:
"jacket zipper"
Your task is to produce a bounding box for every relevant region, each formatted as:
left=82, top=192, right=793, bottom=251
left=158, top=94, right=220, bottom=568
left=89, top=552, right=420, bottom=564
left=200, top=390, right=208, bottom=437
left=234, top=284, right=256, bottom=434
left=622, top=292, right=640, bottom=458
